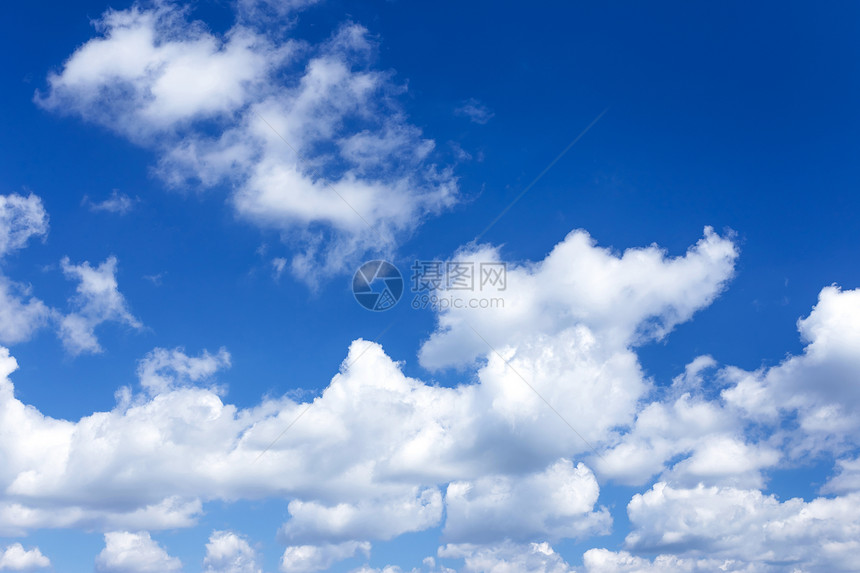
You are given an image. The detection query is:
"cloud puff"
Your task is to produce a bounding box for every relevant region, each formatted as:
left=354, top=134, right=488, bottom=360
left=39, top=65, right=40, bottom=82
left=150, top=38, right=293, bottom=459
left=0, top=194, right=52, bottom=345
left=0, top=227, right=743, bottom=571
left=1, top=221, right=860, bottom=571
left=203, top=530, right=261, bottom=573
left=722, top=286, right=860, bottom=455
left=0, top=192, right=144, bottom=353
left=0, top=194, right=48, bottom=258
left=582, top=549, right=757, bottom=573
left=85, top=191, right=139, bottom=215
left=38, top=3, right=457, bottom=282
left=280, top=541, right=369, bottom=573
left=0, top=277, right=51, bottom=346
left=438, top=541, right=573, bottom=573
left=419, top=226, right=738, bottom=369
left=595, top=388, right=780, bottom=488
left=59, top=256, right=142, bottom=354
left=455, top=98, right=494, bottom=125
left=95, top=531, right=181, bottom=573
left=0, top=544, right=50, bottom=571
left=136, top=346, right=231, bottom=394
left=624, top=482, right=860, bottom=572
left=443, top=460, right=610, bottom=543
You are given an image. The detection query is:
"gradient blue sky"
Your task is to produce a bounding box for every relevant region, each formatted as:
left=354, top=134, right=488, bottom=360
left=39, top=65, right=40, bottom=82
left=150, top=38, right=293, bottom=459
left=0, top=1, right=858, bottom=572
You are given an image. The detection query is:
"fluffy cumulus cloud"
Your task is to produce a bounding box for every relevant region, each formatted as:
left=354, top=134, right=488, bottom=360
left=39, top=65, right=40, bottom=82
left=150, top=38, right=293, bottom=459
left=438, top=541, right=574, bottom=573
left=443, top=460, right=610, bottom=543
left=22, top=2, right=860, bottom=571
left=0, top=544, right=50, bottom=571
left=37, top=1, right=458, bottom=282
left=1, top=217, right=860, bottom=571
left=95, top=531, right=181, bottom=573
left=136, top=346, right=231, bottom=394
left=0, top=227, right=745, bottom=569
left=723, top=285, right=860, bottom=456
left=418, top=226, right=738, bottom=369
left=203, top=530, right=261, bottom=573
left=280, top=541, right=369, bottom=573
left=582, top=549, right=757, bottom=573
left=621, top=482, right=860, bottom=572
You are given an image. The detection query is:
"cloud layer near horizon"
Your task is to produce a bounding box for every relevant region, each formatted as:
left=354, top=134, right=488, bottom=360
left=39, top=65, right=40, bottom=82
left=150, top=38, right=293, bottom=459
left=1, top=189, right=859, bottom=571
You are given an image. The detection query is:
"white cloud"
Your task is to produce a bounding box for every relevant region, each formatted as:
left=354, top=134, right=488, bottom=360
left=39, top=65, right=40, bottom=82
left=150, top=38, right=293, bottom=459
left=0, top=194, right=48, bottom=258
left=0, top=544, right=50, bottom=571
left=438, top=541, right=573, bottom=573
left=280, top=541, right=369, bottom=573
left=582, top=549, right=758, bottom=573
left=0, top=277, right=51, bottom=345
left=455, top=98, right=494, bottom=125
left=418, top=227, right=738, bottom=370
left=443, top=460, right=610, bottom=543
left=0, top=229, right=737, bottom=545
left=822, top=456, right=860, bottom=494
left=0, top=194, right=52, bottom=345
left=59, top=256, right=142, bottom=355
left=0, top=221, right=859, bottom=571
left=85, top=191, right=139, bottom=215
left=136, top=346, right=231, bottom=394
left=203, top=530, right=261, bottom=573
left=595, top=389, right=779, bottom=488
left=236, top=0, right=323, bottom=23
left=38, top=4, right=458, bottom=282
left=722, top=286, right=860, bottom=455
left=624, top=482, right=860, bottom=572
left=280, top=488, right=443, bottom=544
left=95, top=531, right=181, bottom=573
left=38, top=3, right=285, bottom=140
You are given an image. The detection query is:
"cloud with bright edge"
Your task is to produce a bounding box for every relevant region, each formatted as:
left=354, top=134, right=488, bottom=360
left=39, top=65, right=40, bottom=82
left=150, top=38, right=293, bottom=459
left=203, top=530, right=261, bottom=573
left=1, top=186, right=860, bottom=571
left=0, top=544, right=50, bottom=572
left=95, top=531, right=181, bottom=573
left=36, top=1, right=458, bottom=283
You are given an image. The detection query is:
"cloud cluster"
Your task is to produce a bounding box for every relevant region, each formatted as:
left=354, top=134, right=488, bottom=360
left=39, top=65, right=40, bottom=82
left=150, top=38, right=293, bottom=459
left=0, top=544, right=50, bottom=572
left=0, top=192, right=142, bottom=353
left=0, top=195, right=858, bottom=571
left=203, top=530, right=261, bottom=573
left=0, top=194, right=51, bottom=345
left=23, top=2, right=860, bottom=572
left=0, top=225, right=746, bottom=569
left=38, top=2, right=458, bottom=282
left=723, top=285, right=860, bottom=456
left=95, top=532, right=181, bottom=573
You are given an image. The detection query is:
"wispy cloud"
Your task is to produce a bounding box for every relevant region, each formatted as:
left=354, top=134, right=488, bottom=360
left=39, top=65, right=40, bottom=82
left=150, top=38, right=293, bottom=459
left=83, top=190, right=139, bottom=215
left=455, top=97, right=495, bottom=124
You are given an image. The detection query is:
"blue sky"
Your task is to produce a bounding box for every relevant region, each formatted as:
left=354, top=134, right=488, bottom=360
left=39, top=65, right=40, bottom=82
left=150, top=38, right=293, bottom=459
left=0, top=1, right=859, bottom=572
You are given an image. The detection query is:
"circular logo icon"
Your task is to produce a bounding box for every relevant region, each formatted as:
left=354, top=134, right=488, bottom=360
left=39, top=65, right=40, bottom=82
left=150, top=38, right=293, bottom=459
left=352, top=260, right=403, bottom=311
